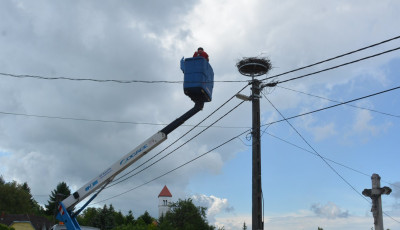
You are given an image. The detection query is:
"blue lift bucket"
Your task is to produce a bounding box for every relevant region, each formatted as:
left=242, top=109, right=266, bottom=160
left=181, top=57, right=214, bottom=102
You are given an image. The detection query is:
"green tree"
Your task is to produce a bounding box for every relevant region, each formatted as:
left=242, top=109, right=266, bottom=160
left=112, top=224, right=135, bottom=230
left=242, top=222, right=247, bottom=230
left=125, top=210, right=135, bottom=225
left=0, top=224, right=15, bottom=230
left=91, top=204, right=116, bottom=230
left=21, top=182, right=45, bottom=215
left=114, top=210, right=126, bottom=226
left=45, top=182, right=71, bottom=216
left=78, top=204, right=128, bottom=230
left=0, top=178, right=42, bottom=214
left=105, top=204, right=116, bottom=230
left=137, top=211, right=153, bottom=226
left=318, top=227, right=323, bottom=230
left=158, top=198, right=215, bottom=230
left=78, top=207, right=99, bottom=226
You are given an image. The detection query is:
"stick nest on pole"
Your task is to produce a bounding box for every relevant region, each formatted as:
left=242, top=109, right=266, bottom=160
left=236, top=57, right=272, bottom=77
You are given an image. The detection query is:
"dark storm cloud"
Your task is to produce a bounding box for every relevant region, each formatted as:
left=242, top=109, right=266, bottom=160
left=0, top=0, right=202, bottom=215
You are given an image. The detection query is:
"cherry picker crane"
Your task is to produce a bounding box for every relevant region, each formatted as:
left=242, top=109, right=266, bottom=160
left=56, top=57, right=214, bottom=230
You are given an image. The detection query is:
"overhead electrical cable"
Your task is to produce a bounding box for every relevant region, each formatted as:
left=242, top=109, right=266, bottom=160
left=0, top=109, right=249, bottom=129
left=260, top=85, right=400, bottom=128
left=264, top=131, right=400, bottom=190
left=109, top=84, right=249, bottom=185
left=108, top=100, right=246, bottom=187
left=2, top=35, right=400, bottom=85
left=90, top=129, right=249, bottom=205
left=262, top=92, right=371, bottom=201
left=3, top=83, right=398, bottom=130
left=0, top=72, right=246, bottom=83
left=277, top=86, right=400, bottom=118
left=260, top=35, right=400, bottom=81
left=0, top=110, right=168, bottom=125
left=79, top=85, right=400, bottom=212
left=37, top=113, right=400, bottom=202
left=267, top=46, right=400, bottom=84
left=263, top=93, right=400, bottom=224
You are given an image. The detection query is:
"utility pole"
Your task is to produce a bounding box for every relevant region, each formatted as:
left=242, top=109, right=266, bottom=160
left=251, top=79, right=262, bottom=229
left=236, top=57, right=271, bottom=230
left=362, top=173, right=392, bottom=230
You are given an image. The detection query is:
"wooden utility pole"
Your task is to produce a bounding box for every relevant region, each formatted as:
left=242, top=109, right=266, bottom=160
left=362, top=173, right=392, bottom=230
left=251, top=79, right=262, bottom=230
left=236, top=57, right=272, bottom=230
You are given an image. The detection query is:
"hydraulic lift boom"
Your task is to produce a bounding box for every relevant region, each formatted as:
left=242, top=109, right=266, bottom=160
left=56, top=57, right=213, bottom=230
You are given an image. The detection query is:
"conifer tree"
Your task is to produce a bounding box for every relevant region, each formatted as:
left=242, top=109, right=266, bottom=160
left=45, top=182, right=71, bottom=216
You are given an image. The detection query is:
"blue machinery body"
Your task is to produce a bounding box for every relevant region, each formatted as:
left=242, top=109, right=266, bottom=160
left=56, top=57, right=214, bottom=230
left=181, top=57, right=214, bottom=102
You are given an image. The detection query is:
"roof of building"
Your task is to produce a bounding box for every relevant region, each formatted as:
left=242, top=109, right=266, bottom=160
left=158, top=185, right=172, bottom=197
left=0, top=214, right=53, bottom=230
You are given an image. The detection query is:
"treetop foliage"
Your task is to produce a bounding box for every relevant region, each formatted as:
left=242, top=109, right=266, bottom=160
left=45, top=182, right=71, bottom=216
left=158, top=198, right=215, bottom=230
left=1, top=177, right=226, bottom=230
left=0, top=177, right=43, bottom=215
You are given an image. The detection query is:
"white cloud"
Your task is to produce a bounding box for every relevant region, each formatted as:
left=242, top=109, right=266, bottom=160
left=214, top=209, right=396, bottom=230
left=297, top=112, right=337, bottom=141
left=392, top=182, right=400, bottom=200
left=347, top=106, right=392, bottom=142
left=214, top=214, right=251, bottom=230
left=191, top=194, right=234, bottom=223
left=310, top=202, right=349, bottom=219
left=312, top=123, right=337, bottom=141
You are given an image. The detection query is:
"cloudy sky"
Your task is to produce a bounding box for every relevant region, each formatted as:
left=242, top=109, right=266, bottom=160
left=1, top=1, right=400, bottom=229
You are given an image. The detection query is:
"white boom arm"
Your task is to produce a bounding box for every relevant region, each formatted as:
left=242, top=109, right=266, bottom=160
left=57, top=102, right=205, bottom=230
left=62, top=132, right=166, bottom=209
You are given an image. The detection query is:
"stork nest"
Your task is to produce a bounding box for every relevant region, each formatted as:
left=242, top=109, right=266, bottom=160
left=236, top=57, right=272, bottom=77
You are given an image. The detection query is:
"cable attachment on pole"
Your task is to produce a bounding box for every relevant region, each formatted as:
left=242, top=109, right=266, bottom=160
left=263, top=81, right=278, bottom=88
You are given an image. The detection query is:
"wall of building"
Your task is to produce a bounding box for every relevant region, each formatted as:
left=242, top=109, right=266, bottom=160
left=10, top=222, right=35, bottom=230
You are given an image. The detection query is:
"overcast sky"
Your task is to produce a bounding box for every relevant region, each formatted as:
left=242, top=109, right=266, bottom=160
left=1, top=1, right=400, bottom=229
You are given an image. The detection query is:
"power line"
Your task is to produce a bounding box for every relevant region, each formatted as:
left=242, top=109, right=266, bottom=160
left=264, top=131, right=400, bottom=190
left=87, top=85, right=400, bottom=210
left=0, top=110, right=167, bottom=125
left=109, top=85, right=249, bottom=186
left=107, top=100, right=246, bottom=188
left=0, top=110, right=249, bottom=129
left=2, top=35, right=400, bottom=85
left=35, top=86, right=249, bottom=204
left=263, top=93, right=400, bottom=224
left=277, top=86, right=400, bottom=118
left=261, top=85, right=400, bottom=128
left=261, top=35, right=400, bottom=81
left=262, top=92, right=371, bottom=199
left=25, top=85, right=400, bottom=200
left=269, top=46, right=400, bottom=84
left=0, top=72, right=247, bottom=84
left=2, top=78, right=397, bottom=131
left=36, top=119, right=400, bottom=204
left=90, top=129, right=249, bottom=205
left=87, top=84, right=251, bottom=203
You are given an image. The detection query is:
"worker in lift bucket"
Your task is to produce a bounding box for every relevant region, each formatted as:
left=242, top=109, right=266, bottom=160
left=193, top=47, right=209, bottom=61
